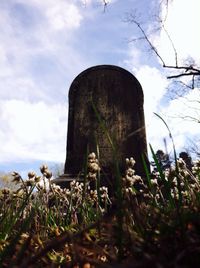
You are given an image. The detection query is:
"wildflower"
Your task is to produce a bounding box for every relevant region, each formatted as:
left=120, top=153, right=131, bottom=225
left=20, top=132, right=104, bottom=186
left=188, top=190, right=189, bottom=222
left=34, top=175, right=41, bottom=183
left=172, top=177, right=178, bottom=187
left=88, top=162, right=100, bottom=172
left=192, top=160, right=200, bottom=178
left=74, top=182, right=83, bottom=193
left=63, top=188, right=71, bottom=196
left=65, top=254, right=71, bottom=262
left=125, top=187, right=134, bottom=194
left=86, top=152, right=101, bottom=182
left=143, top=193, right=151, bottom=199
left=13, top=188, right=24, bottom=197
left=87, top=172, right=97, bottom=181
left=37, top=183, right=44, bottom=190
left=155, top=194, right=160, bottom=200
left=100, top=186, right=109, bottom=200
left=177, top=158, right=187, bottom=169
left=125, top=157, right=136, bottom=168
left=0, top=240, right=7, bottom=251
left=182, top=191, right=188, bottom=198
left=40, top=164, right=48, bottom=174
left=44, top=170, right=52, bottom=179
left=150, top=178, right=158, bottom=186
left=51, top=183, right=62, bottom=191
left=152, top=171, right=160, bottom=178
left=125, top=175, right=134, bottom=186
left=26, top=179, right=35, bottom=187
left=19, top=233, right=29, bottom=244
left=182, top=170, right=190, bottom=177
left=88, top=152, right=96, bottom=160
left=164, top=169, right=170, bottom=178
left=126, top=168, right=135, bottom=177
left=90, top=190, right=98, bottom=201
left=134, top=175, right=142, bottom=182
left=1, top=188, right=10, bottom=195
left=70, top=180, right=76, bottom=188
left=11, top=171, right=22, bottom=183
left=129, top=157, right=136, bottom=167
left=164, top=176, right=169, bottom=182
left=28, top=171, right=36, bottom=179
left=88, top=155, right=100, bottom=169
left=99, top=255, right=107, bottom=262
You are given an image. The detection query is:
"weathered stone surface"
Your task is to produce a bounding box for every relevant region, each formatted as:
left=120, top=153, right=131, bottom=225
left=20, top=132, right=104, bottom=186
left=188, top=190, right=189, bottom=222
left=64, top=65, right=148, bottom=180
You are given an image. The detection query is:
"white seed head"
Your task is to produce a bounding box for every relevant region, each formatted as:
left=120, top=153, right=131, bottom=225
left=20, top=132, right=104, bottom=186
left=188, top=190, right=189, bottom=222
left=40, top=165, right=48, bottom=174
left=28, top=172, right=36, bottom=179
left=88, top=152, right=96, bottom=159
left=150, top=178, right=158, bottom=185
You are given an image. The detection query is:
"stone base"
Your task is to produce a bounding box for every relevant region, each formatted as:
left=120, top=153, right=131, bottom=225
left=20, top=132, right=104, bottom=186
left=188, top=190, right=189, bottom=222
left=51, top=173, right=84, bottom=188
left=52, top=172, right=116, bottom=196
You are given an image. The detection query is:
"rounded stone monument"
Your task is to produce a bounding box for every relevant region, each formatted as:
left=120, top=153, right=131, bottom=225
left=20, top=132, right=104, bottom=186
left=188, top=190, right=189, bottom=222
left=63, top=65, right=148, bottom=184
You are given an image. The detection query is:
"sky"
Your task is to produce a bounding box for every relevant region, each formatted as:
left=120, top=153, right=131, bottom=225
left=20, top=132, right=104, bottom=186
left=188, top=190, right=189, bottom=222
left=0, top=0, right=200, bottom=177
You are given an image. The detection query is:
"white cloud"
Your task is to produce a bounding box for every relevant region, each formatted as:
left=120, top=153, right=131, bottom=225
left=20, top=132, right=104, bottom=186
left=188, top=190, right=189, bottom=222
left=0, top=0, right=90, bottom=102
left=13, top=0, right=83, bottom=30
left=126, top=64, right=169, bottom=151
left=123, top=47, right=142, bottom=70
left=134, top=65, right=168, bottom=111
left=124, top=48, right=169, bottom=152
left=0, top=100, right=68, bottom=163
left=0, top=0, right=98, bottom=167
left=152, top=0, right=200, bottom=66
left=124, top=46, right=169, bottom=149
left=161, top=87, right=200, bottom=132
left=45, top=2, right=82, bottom=30
left=142, top=86, right=200, bottom=155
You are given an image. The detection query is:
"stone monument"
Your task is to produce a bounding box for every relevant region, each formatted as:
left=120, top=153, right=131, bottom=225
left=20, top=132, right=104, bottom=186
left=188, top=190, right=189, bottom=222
left=56, top=65, right=149, bottom=187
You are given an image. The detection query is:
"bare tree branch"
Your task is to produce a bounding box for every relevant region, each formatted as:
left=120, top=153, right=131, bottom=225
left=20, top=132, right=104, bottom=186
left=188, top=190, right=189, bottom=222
left=126, top=9, right=200, bottom=86
left=162, top=24, right=178, bottom=67
left=159, top=0, right=170, bottom=23
left=163, top=65, right=200, bottom=72
left=127, top=14, right=166, bottom=66
left=187, top=138, right=200, bottom=157
left=167, top=72, right=200, bottom=79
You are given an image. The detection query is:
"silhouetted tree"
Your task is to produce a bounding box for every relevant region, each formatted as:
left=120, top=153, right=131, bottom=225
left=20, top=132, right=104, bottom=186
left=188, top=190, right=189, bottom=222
left=151, top=149, right=172, bottom=172
left=179, top=151, right=193, bottom=171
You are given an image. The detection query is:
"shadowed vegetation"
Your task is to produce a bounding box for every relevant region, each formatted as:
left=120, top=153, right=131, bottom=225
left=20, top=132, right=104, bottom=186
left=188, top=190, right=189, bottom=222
left=1, top=151, right=200, bottom=267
